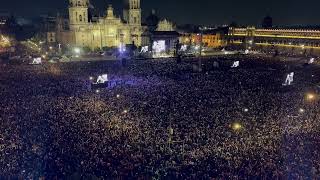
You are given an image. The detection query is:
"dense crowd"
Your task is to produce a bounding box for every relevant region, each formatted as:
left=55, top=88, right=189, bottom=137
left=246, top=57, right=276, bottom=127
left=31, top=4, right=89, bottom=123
left=0, top=54, right=320, bottom=179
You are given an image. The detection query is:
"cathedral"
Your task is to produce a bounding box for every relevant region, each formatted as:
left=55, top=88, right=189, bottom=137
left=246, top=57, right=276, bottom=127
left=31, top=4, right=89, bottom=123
left=66, top=0, right=142, bottom=49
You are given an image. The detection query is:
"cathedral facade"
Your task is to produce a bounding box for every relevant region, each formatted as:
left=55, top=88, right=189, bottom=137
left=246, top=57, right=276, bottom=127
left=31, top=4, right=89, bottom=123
left=67, top=0, right=142, bottom=49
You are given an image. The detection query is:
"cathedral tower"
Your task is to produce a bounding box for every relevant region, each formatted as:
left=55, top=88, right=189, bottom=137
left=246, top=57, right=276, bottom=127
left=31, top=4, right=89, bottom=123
left=69, top=0, right=89, bottom=30
left=127, top=0, right=142, bottom=46
left=128, top=0, right=141, bottom=25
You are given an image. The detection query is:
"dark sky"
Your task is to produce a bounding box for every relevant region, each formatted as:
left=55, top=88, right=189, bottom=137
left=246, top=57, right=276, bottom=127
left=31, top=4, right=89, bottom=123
left=1, top=0, right=320, bottom=26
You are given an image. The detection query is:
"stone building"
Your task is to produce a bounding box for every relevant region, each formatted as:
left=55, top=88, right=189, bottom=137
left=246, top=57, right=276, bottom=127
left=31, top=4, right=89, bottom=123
left=60, top=0, right=142, bottom=50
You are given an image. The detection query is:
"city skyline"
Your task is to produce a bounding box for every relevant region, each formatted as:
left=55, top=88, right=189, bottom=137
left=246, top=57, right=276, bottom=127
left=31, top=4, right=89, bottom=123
left=1, top=0, right=320, bottom=26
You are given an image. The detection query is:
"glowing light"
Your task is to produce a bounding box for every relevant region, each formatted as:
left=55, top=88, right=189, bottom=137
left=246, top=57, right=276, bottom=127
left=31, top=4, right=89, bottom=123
left=95, top=89, right=100, bottom=93
left=232, top=122, right=243, bottom=131
left=299, top=108, right=305, bottom=113
left=116, top=94, right=120, bottom=98
left=89, top=77, right=94, bottom=80
left=123, top=110, right=128, bottom=114
left=244, top=108, right=249, bottom=112
left=119, top=44, right=126, bottom=53
left=49, top=46, right=53, bottom=50
left=306, top=93, right=315, bottom=101
left=74, top=48, right=81, bottom=54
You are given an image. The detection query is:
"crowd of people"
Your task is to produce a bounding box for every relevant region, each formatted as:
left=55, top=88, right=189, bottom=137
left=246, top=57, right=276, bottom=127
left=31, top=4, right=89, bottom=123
left=0, top=54, right=320, bottom=179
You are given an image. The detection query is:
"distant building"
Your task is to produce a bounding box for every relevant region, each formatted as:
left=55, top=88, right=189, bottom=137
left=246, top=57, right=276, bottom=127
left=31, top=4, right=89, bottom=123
left=179, top=28, right=226, bottom=48
left=57, top=0, right=143, bottom=49
left=228, top=26, right=320, bottom=54
left=39, top=15, right=58, bottom=44
left=156, top=19, right=175, bottom=31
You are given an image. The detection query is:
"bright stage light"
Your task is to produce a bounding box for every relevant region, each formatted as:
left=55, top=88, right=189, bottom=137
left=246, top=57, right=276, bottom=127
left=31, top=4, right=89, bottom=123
left=116, top=94, right=120, bottom=98
left=244, top=108, right=249, bottom=112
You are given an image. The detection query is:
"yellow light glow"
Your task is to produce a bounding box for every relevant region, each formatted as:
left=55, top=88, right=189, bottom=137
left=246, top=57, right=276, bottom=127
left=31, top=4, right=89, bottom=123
left=232, top=122, right=242, bottom=131
left=306, top=93, right=315, bottom=101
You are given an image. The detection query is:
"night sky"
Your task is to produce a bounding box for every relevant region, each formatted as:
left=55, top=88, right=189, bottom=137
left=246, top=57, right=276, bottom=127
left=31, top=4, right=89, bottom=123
left=1, top=0, right=320, bottom=26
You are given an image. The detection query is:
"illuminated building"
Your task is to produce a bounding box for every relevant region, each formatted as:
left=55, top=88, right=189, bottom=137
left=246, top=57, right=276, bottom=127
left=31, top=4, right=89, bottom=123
left=57, top=0, right=142, bottom=50
left=191, top=33, right=223, bottom=48
left=156, top=19, right=175, bottom=31
left=179, top=28, right=225, bottom=48
left=228, top=27, right=320, bottom=54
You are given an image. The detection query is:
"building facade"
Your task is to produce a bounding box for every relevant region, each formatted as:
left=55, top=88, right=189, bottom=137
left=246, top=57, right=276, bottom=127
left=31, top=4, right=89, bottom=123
left=65, top=0, right=142, bottom=50
left=179, top=29, right=225, bottom=48
left=228, top=27, right=320, bottom=51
